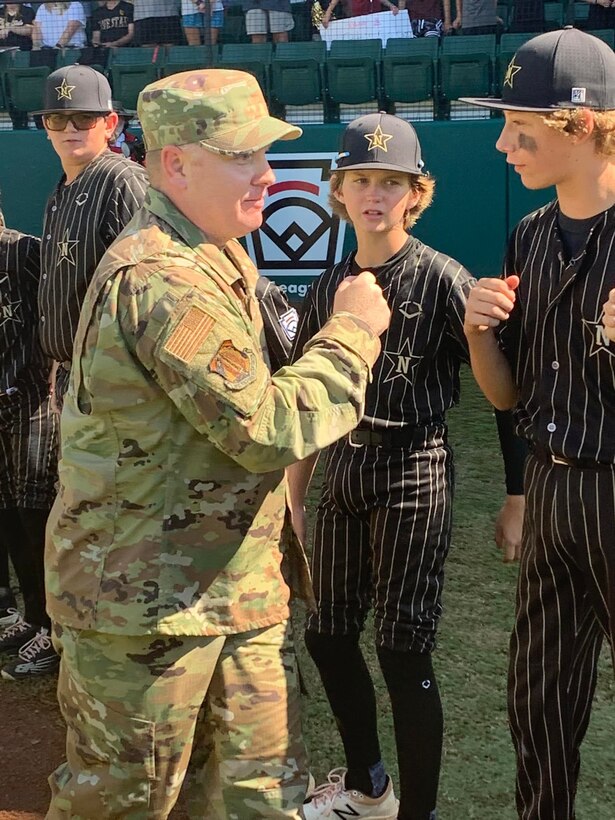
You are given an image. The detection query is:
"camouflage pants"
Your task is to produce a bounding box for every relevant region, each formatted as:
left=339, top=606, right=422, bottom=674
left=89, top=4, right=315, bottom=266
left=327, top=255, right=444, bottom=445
left=47, top=620, right=308, bottom=819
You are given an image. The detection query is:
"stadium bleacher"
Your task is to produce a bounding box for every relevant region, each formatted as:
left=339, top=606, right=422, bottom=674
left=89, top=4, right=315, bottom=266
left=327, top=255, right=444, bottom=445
left=0, top=0, right=613, bottom=129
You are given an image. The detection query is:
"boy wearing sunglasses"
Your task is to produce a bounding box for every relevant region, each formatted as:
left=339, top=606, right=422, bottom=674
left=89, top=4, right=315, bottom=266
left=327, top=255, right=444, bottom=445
left=33, top=65, right=148, bottom=411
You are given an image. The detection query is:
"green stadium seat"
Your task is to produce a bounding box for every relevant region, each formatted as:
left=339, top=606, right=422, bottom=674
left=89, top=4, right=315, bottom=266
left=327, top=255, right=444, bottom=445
left=109, top=46, right=163, bottom=65
left=382, top=37, right=438, bottom=104
left=439, top=34, right=496, bottom=106
left=543, top=2, right=564, bottom=29
left=326, top=39, right=382, bottom=105
left=220, top=43, right=273, bottom=94
left=162, top=45, right=216, bottom=76
left=4, top=65, right=51, bottom=113
left=588, top=29, right=615, bottom=48
left=108, top=47, right=162, bottom=110
left=497, top=31, right=539, bottom=91
left=572, top=2, right=590, bottom=25
left=271, top=41, right=326, bottom=106
left=55, top=48, right=83, bottom=68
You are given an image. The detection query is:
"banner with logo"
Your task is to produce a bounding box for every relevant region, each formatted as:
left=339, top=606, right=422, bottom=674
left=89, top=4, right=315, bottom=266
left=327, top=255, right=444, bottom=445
left=245, top=153, right=348, bottom=299
left=320, top=10, right=413, bottom=47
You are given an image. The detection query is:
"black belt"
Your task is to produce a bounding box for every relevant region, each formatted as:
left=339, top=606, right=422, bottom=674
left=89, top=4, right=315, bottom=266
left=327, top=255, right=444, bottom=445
left=349, top=421, right=445, bottom=449
left=530, top=442, right=614, bottom=471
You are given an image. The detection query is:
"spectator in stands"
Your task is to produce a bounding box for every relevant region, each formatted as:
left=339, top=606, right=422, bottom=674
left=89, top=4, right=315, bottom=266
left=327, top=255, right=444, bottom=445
left=582, top=0, right=614, bottom=30
left=402, top=0, right=451, bottom=36
left=91, top=0, right=134, bottom=47
left=109, top=100, right=146, bottom=163
left=132, top=0, right=184, bottom=46
left=321, top=0, right=399, bottom=28
left=243, top=0, right=294, bottom=43
left=0, top=3, right=35, bottom=49
left=451, top=0, right=500, bottom=34
left=32, top=1, right=87, bottom=49
left=181, top=0, right=223, bottom=45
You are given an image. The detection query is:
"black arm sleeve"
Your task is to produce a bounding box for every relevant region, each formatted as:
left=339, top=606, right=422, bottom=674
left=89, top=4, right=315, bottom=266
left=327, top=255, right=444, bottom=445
left=494, top=408, right=528, bottom=496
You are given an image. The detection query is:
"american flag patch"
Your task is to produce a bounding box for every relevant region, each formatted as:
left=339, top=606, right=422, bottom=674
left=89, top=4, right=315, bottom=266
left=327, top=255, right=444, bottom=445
left=164, top=306, right=215, bottom=363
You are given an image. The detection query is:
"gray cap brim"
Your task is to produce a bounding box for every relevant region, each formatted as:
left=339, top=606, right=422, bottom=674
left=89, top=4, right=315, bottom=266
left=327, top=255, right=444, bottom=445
left=459, top=96, right=610, bottom=112
left=31, top=107, right=112, bottom=115
left=335, top=161, right=425, bottom=175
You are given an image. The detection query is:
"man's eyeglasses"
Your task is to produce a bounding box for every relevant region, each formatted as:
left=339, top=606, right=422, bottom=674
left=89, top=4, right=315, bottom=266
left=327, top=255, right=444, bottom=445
left=43, top=112, right=106, bottom=131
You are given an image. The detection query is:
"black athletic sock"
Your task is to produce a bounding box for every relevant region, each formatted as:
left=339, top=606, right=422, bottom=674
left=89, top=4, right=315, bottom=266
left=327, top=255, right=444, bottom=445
left=305, top=630, right=382, bottom=796
left=0, top=508, right=50, bottom=629
left=0, top=537, right=11, bottom=590
left=18, top=508, right=51, bottom=630
left=377, top=646, right=443, bottom=820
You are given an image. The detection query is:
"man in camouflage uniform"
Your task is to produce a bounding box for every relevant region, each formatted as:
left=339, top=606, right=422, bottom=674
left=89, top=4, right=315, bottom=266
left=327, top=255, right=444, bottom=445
left=45, top=69, right=391, bottom=819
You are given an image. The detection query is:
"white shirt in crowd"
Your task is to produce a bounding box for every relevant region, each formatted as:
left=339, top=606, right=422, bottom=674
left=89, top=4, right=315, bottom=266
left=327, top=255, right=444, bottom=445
left=35, top=2, right=87, bottom=47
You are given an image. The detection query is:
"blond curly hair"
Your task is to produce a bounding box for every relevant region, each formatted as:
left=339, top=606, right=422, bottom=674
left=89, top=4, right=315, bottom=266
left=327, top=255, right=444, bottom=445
left=541, top=109, right=615, bottom=157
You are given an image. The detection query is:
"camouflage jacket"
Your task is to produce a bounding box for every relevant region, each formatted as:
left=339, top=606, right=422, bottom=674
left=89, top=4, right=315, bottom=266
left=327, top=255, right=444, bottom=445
left=46, top=188, right=380, bottom=636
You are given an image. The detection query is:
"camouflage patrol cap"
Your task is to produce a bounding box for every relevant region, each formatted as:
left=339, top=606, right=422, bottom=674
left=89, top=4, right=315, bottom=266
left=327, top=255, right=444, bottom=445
left=138, top=69, right=302, bottom=153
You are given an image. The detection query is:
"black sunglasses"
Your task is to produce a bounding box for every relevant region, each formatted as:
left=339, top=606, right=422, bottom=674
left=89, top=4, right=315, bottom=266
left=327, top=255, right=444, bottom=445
left=44, top=112, right=107, bottom=131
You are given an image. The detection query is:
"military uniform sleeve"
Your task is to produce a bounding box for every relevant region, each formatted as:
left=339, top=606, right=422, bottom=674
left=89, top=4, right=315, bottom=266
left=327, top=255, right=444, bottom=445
left=120, top=268, right=380, bottom=473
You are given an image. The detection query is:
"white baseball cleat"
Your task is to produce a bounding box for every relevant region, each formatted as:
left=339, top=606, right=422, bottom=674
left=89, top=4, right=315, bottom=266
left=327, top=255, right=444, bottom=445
left=303, top=767, right=399, bottom=819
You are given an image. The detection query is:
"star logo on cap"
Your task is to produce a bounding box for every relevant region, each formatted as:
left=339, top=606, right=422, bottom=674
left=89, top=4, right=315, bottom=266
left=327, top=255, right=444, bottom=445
left=55, top=78, right=76, bottom=101
left=504, top=60, right=522, bottom=90
left=364, top=124, right=393, bottom=153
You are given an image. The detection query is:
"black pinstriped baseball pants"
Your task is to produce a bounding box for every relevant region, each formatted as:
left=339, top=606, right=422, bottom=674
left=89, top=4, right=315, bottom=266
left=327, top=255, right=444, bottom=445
left=306, top=432, right=453, bottom=653
left=510, top=454, right=615, bottom=820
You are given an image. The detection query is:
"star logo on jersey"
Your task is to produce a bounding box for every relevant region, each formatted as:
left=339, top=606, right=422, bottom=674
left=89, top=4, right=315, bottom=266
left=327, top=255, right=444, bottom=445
left=381, top=337, right=421, bottom=385
left=398, top=299, right=423, bottom=320
left=504, top=60, right=522, bottom=89
left=55, top=78, right=76, bottom=101
left=364, top=124, right=393, bottom=153
left=56, top=231, right=79, bottom=267
left=0, top=298, right=22, bottom=329
left=582, top=315, right=615, bottom=359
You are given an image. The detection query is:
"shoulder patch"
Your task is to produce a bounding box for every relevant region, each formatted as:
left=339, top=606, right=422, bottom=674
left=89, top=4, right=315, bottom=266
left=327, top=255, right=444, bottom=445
left=164, top=305, right=215, bottom=363
left=209, top=340, right=256, bottom=390
left=279, top=307, right=298, bottom=341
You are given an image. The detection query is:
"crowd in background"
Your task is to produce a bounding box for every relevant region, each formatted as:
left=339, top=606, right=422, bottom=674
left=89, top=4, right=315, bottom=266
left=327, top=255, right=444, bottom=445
left=0, top=0, right=613, bottom=55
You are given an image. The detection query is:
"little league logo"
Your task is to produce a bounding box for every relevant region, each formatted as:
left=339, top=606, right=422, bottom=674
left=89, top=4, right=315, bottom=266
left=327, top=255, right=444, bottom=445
left=245, top=154, right=347, bottom=293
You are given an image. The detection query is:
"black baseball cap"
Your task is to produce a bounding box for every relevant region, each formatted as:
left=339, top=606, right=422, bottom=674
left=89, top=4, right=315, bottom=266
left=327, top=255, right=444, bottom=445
left=335, top=112, right=426, bottom=175
left=461, top=27, right=615, bottom=112
left=33, top=65, right=113, bottom=115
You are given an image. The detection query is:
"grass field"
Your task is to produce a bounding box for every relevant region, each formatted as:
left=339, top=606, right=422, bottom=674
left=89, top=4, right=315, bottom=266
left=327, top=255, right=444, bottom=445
left=2, top=370, right=614, bottom=819
left=298, top=369, right=615, bottom=820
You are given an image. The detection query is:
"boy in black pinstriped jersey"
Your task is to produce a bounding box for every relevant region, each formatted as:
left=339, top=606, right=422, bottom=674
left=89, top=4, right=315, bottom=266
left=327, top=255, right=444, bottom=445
left=0, top=203, right=59, bottom=679
left=290, top=113, right=525, bottom=820
left=463, top=28, right=615, bottom=820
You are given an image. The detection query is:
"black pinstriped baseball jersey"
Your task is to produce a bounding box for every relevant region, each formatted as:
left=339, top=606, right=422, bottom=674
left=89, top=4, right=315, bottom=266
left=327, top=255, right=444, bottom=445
left=499, top=201, right=615, bottom=462
left=39, top=150, right=148, bottom=362
left=0, top=228, right=49, bottom=392
left=293, top=237, right=474, bottom=427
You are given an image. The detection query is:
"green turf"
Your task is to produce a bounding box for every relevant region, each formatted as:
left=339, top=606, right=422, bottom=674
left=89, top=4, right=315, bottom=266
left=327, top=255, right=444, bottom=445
left=298, top=368, right=615, bottom=819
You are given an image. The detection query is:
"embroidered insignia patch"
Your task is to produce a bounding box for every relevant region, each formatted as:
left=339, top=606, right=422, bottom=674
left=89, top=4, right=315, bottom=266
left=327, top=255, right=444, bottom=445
left=364, top=123, right=393, bottom=152
left=55, top=78, right=76, bottom=101
left=279, top=308, right=298, bottom=341
left=164, top=306, right=215, bottom=363
left=209, top=340, right=254, bottom=389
